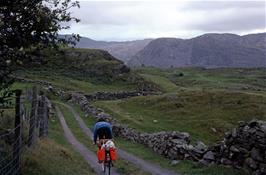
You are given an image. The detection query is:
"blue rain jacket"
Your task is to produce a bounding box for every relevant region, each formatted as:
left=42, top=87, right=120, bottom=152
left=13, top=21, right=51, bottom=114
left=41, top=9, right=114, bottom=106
left=93, top=121, right=112, bottom=143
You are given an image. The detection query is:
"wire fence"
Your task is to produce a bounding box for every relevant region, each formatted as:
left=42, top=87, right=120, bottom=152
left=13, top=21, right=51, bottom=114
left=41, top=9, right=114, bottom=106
left=0, top=87, right=51, bottom=175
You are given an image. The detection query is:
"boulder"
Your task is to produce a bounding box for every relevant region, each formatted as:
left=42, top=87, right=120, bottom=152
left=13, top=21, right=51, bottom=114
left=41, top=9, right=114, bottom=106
left=221, top=158, right=232, bottom=165
left=192, top=141, right=208, bottom=156
left=170, top=160, right=180, bottom=166
left=251, top=147, right=264, bottom=162
left=245, top=158, right=258, bottom=170
left=203, top=151, right=215, bottom=161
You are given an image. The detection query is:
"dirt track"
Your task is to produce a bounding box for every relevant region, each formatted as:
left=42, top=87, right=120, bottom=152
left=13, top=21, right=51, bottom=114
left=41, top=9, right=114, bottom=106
left=55, top=106, right=121, bottom=175
left=62, top=103, right=179, bottom=175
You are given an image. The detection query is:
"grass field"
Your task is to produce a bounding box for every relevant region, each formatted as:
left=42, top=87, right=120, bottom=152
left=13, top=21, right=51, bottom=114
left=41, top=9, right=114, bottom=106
left=94, top=90, right=266, bottom=143
left=136, top=67, right=266, bottom=93
left=94, top=68, right=266, bottom=143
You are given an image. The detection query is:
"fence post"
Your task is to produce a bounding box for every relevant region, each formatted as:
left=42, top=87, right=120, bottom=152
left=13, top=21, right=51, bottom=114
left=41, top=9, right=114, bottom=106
left=43, top=97, right=49, bottom=137
left=39, top=95, right=45, bottom=137
left=13, top=90, right=22, bottom=175
left=28, top=86, right=37, bottom=147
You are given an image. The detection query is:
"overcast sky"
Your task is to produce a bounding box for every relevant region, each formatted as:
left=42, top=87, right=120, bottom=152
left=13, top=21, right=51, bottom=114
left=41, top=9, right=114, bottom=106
left=61, top=0, right=266, bottom=41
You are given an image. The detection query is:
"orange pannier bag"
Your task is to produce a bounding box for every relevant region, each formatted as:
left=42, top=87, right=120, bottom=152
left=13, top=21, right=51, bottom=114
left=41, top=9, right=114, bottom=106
left=98, top=148, right=105, bottom=162
left=110, top=148, right=117, bottom=161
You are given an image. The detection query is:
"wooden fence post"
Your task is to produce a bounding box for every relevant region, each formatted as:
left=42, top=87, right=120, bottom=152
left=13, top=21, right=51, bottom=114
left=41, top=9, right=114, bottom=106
left=43, top=97, right=49, bottom=137
left=13, top=90, right=22, bottom=175
left=39, top=95, right=45, bottom=137
left=28, top=86, right=37, bottom=147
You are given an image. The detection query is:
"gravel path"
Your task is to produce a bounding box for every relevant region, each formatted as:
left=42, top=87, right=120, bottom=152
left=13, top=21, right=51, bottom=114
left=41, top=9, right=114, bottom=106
left=62, top=103, right=179, bottom=175
left=55, top=106, right=121, bottom=175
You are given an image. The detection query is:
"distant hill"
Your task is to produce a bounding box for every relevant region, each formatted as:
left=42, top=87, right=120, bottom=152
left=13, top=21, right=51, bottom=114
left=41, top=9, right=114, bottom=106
left=128, top=33, right=266, bottom=68
left=74, top=37, right=153, bottom=62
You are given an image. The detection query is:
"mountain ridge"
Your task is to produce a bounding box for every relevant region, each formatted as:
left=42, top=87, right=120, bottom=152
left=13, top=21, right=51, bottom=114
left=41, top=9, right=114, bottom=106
left=73, top=36, right=153, bottom=62
left=67, top=32, right=266, bottom=68
left=128, top=33, right=266, bottom=68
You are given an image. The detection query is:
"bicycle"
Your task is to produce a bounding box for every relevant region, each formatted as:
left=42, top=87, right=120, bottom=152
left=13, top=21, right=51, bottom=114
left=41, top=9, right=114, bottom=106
left=97, top=139, right=116, bottom=175
left=103, top=148, right=113, bottom=175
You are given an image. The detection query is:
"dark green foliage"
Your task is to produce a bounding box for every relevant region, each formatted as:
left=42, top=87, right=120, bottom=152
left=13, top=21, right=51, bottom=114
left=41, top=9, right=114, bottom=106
left=0, top=0, right=79, bottom=93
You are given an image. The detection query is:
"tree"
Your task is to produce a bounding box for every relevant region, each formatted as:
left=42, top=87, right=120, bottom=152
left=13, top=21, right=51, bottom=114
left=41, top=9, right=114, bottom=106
left=0, top=0, right=80, bottom=105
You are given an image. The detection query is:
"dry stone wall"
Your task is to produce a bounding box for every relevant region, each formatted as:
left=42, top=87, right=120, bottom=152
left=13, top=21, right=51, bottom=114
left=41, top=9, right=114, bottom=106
left=85, top=91, right=159, bottom=101
left=16, top=78, right=70, bottom=99
left=16, top=78, right=159, bottom=101
left=211, top=120, right=266, bottom=175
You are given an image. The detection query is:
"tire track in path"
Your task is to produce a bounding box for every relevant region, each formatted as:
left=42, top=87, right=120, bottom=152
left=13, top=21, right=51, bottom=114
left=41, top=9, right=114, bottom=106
left=55, top=106, right=121, bottom=175
left=61, top=103, right=179, bottom=175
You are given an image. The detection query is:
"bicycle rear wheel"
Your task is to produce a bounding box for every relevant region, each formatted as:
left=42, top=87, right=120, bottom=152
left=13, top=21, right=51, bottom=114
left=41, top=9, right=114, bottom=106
left=103, top=161, right=111, bottom=175
left=108, top=161, right=111, bottom=175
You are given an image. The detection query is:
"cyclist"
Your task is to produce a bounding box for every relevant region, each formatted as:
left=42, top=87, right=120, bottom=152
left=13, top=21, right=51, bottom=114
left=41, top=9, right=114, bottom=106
left=93, top=118, right=113, bottom=147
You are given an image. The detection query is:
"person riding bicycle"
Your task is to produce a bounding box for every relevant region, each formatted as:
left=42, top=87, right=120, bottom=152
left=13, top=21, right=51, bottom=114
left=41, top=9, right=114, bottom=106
left=93, top=118, right=113, bottom=146
left=93, top=118, right=117, bottom=172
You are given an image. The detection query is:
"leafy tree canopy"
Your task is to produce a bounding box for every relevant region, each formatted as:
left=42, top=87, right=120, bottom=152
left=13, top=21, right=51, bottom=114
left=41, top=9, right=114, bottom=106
left=0, top=0, right=80, bottom=105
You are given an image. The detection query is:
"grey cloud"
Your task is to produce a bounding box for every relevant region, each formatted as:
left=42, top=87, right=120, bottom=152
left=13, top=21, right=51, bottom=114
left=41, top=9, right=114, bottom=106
left=188, top=8, right=266, bottom=31
left=73, top=2, right=145, bottom=25
left=182, top=1, right=265, bottom=11
left=64, top=1, right=266, bottom=41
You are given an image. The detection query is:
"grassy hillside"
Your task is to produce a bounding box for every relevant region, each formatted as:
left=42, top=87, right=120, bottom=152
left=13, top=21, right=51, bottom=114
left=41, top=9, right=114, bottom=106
left=25, top=48, right=130, bottom=82
left=16, top=48, right=157, bottom=94
left=94, top=67, right=266, bottom=143
left=95, top=90, right=266, bottom=143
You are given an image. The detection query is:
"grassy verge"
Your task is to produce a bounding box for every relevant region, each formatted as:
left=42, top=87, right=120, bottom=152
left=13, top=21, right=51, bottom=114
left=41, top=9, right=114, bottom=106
left=56, top=102, right=150, bottom=175
left=22, top=113, right=96, bottom=175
